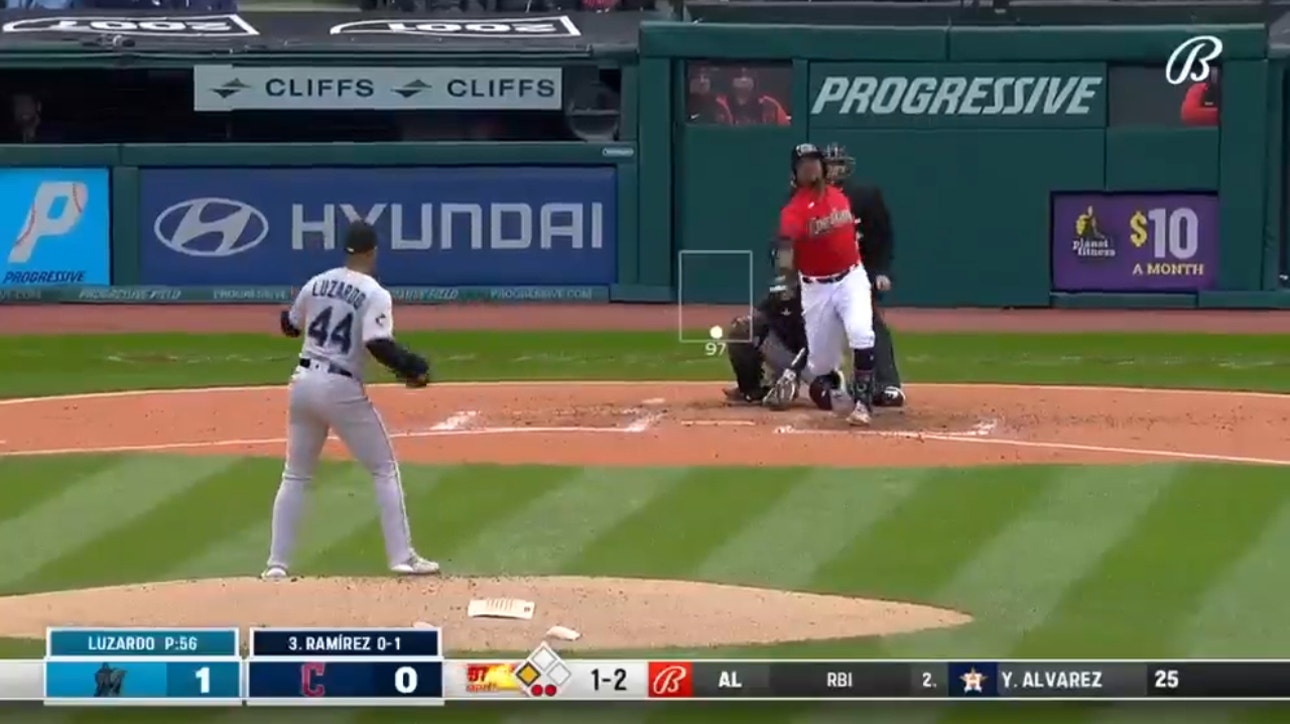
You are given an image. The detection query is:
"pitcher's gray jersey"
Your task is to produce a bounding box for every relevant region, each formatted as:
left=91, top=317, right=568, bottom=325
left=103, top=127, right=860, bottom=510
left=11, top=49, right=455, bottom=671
left=266, top=265, right=435, bottom=577
left=288, top=268, right=393, bottom=381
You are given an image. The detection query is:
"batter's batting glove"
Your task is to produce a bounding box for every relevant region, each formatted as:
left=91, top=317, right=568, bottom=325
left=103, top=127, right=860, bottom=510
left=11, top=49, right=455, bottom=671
left=762, top=369, right=800, bottom=411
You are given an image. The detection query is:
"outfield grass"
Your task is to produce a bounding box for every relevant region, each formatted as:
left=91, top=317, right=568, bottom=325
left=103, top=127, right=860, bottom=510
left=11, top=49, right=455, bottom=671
left=1, top=330, right=1287, bottom=722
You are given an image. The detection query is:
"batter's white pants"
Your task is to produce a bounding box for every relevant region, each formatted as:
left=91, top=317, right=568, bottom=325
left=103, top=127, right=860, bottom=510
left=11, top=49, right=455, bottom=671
left=800, top=263, right=876, bottom=380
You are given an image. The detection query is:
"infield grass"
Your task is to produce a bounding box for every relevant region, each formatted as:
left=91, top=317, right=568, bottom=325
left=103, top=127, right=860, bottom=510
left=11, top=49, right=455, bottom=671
left=1, top=330, right=1289, bottom=396
left=0, top=330, right=1286, bottom=723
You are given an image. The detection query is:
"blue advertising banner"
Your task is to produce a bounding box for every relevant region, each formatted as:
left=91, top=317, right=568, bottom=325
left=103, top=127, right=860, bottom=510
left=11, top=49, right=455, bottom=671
left=138, top=167, right=617, bottom=286
left=0, top=168, right=110, bottom=287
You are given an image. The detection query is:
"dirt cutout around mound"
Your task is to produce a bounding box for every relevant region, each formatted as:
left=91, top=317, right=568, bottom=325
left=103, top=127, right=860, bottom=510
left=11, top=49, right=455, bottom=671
left=0, top=577, right=971, bottom=650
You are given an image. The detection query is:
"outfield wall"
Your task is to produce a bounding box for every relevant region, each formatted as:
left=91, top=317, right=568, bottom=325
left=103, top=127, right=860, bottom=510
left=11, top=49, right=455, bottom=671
left=0, top=22, right=1286, bottom=308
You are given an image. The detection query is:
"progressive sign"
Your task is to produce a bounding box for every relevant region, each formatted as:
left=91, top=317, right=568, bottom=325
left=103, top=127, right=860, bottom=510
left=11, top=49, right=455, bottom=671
left=809, top=62, right=1107, bottom=128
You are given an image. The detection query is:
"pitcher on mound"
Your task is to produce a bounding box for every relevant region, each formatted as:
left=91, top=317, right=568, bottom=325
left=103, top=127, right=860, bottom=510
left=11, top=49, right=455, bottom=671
left=765, top=142, right=877, bottom=425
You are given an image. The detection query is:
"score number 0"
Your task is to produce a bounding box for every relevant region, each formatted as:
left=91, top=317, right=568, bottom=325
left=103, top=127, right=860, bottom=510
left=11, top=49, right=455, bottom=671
left=392, top=666, right=420, bottom=694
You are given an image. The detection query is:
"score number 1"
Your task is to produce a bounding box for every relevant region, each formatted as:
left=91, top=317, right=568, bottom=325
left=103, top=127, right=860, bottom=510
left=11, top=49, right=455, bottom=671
left=195, top=666, right=210, bottom=694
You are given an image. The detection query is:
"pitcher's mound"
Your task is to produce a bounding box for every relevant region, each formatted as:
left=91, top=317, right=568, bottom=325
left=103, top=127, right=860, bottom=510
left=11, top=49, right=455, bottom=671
left=0, top=576, right=971, bottom=651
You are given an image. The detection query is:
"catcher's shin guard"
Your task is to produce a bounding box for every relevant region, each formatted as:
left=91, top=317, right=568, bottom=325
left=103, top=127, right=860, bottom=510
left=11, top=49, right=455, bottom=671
left=725, top=316, right=768, bottom=401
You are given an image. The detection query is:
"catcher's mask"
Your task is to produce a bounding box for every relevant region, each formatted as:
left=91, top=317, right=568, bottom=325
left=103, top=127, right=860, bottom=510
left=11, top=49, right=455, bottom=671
left=823, top=143, right=855, bottom=183
left=791, top=142, right=825, bottom=187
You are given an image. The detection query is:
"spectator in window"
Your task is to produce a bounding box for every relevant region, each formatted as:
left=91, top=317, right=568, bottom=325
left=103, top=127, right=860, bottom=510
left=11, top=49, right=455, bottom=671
left=687, top=66, right=732, bottom=124
left=10, top=93, right=57, bottom=143
left=719, top=67, right=789, bottom=126
left=1180, top=69, right=1219, bottom=127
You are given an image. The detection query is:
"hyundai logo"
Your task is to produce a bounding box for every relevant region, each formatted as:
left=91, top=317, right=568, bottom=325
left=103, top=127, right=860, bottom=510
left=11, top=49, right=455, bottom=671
left=154, top=198, right=268, bottom=257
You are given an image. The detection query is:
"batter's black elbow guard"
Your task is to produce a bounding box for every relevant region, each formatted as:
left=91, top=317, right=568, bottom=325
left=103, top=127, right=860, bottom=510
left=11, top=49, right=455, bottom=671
left=279, top=310, right=300, bottom=338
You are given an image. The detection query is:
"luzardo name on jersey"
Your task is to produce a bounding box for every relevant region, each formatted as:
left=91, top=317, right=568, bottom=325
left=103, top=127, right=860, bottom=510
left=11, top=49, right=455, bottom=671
left=309, top=278, right=368, bottom=310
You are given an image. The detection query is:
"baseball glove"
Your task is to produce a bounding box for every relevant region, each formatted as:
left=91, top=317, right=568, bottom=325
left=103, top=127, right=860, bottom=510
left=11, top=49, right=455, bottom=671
left=401, top=372, right=430, bottom=388
left=398, top=354, right=432, bottom=388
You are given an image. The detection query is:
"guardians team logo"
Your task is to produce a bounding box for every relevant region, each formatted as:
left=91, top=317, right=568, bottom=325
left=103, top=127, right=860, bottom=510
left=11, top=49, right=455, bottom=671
left=1070, top=206, right=1116, bottom=260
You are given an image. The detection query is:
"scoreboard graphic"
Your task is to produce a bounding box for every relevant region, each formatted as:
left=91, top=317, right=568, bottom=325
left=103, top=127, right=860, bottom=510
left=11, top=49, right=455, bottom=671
left=0, top=627, right=1284, bottom=704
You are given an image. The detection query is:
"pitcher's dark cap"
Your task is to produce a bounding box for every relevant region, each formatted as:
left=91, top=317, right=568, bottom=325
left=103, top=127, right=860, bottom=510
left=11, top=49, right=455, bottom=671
left=344, top=222, right=378, bottom=254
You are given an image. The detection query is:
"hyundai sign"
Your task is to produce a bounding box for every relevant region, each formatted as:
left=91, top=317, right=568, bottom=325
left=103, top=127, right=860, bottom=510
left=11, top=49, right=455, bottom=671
left=138, top=166, right=616, bottom=286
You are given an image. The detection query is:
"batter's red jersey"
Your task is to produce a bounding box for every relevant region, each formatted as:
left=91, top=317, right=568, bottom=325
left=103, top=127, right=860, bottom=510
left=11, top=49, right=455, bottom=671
left=778, top=186, right=862, bottom=277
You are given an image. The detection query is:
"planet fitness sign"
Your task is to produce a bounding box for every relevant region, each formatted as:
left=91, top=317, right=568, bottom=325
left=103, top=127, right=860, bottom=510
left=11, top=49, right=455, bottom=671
left=1050, top=193, right=1218, bottom=292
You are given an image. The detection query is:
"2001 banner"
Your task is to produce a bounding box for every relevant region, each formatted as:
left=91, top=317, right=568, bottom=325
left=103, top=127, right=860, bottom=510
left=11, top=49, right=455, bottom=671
left=137, top=166, right=617, bottom=287
left=1050, top=193, right=1218, bottom=292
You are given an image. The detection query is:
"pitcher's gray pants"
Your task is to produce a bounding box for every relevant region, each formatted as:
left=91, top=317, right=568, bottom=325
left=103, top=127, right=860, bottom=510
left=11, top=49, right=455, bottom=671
left=267, top=367, right=415, bottom=570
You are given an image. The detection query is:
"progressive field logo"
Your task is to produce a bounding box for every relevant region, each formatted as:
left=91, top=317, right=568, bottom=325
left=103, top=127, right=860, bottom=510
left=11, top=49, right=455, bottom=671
left=1, top=169, right=110, bottom=287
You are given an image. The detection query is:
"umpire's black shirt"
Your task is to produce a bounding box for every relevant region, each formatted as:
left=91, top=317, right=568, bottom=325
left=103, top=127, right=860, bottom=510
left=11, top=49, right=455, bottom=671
left=837, top=179, right=894, bottom=280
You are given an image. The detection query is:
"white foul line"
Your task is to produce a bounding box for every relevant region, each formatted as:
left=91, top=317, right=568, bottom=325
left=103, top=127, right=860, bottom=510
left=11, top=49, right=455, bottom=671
left=0, top=426, right=639, bottom=458
left=623, top=414, right=663, bottom=432
left=913, top=433, right=1290, bottom=467
left=430, top=411, right=478, bottom=431
left=774, top=426, right=1290, bottom=467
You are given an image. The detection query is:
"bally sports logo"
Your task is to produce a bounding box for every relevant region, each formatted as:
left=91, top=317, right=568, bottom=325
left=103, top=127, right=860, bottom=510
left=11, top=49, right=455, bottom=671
left=648, top=662, right=693, bottom=698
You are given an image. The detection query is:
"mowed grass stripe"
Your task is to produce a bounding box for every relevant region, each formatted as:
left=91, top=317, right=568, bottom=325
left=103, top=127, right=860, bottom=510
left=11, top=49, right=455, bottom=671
left=1090, top=705, right=1237, bottom=724
left=1180, top=466, right=1290, bottom=658
left=17, top=456, right=261, bottom=590
left=792, top=707, right=939, bottom=724
left=314, top=464, right=570, bottom=574
left=1012, top=464, right=1290, bottom=658
left=808, top=467, right=1053, bottom=599
left=565, top=468, right=798, bottom=578
left=691, top=468, right=930, bottom=589
left=293, top=462, right=457, bottom=574
left=68, top=707, right=369, bottom=724
left=0, top=455, right=241, bottom=594
left=172, top=461, right=443, bottom=579
left=501, top=709, right=648, bottom=724
left=888, top=465, right=1178, bottom=659
left=449, top=467, right=687, bottom=575
left=406, top=465, right=580, bottom=565
left=0, top=456, right=123, bottom=526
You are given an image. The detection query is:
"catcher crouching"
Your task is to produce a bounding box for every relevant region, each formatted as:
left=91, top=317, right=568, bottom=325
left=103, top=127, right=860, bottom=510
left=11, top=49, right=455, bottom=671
left=722, top=274, right=851, bottom=412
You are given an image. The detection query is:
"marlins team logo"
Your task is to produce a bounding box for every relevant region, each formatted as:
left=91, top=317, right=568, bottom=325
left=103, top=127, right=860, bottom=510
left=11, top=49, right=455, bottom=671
left=93, top=663, right=126, bottom=697
left=1071, top=206, right=1116, bottom=260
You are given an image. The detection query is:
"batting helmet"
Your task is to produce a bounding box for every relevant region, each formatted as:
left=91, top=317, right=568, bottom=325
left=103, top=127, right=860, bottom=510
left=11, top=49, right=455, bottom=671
left=791, top=142, right=824, bottom=168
